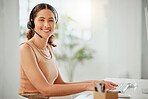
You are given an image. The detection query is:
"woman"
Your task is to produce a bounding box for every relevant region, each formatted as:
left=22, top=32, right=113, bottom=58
left=19, top=3, right=117, bottom=99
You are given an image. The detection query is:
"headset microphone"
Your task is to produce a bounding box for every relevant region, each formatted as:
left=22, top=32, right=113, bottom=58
left=27, top=21, right=43, bottom=38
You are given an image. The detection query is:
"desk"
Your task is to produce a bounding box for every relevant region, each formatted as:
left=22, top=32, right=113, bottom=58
left=105, top=78, right=148, bottom=99
left=75, top=78, right=148, bottom=99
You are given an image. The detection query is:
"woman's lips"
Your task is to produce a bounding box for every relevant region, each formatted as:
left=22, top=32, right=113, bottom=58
left=43, top=29, right=50, bottom=33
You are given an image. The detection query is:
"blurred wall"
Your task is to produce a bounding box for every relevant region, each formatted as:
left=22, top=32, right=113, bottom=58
left=142, top=0, right=148, bottom=79
left=107, top=0, right=141, bottom=78
left=0, top=0, right=20, bottom=98
left=74, top=0, right=142, bottom=81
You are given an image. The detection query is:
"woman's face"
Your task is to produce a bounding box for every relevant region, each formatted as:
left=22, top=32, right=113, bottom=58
left=34, top=9, right=56, bottom=39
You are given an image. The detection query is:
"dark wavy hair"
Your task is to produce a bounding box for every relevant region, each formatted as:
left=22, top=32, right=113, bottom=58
left=26, top=3, right=58, bottom=47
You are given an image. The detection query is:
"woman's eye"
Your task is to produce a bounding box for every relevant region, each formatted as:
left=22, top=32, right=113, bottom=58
left=49, top=20, right=53, bottom=22
left=40, top=19, right=44, bottom=21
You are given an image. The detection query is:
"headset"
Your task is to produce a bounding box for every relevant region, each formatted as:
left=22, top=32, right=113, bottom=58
left=27, top=21, right=43, bottom=38
left=27, top=4, right=58, bottom=39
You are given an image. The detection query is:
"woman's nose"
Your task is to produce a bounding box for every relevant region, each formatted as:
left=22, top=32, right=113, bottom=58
left=44, top=22, right=50, bottom=28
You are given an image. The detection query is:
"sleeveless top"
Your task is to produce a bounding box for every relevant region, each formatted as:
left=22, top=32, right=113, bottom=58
left=19, top=41, right=58, bottom=98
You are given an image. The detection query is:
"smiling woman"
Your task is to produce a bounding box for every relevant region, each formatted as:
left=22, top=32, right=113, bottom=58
left=19, top=2, right=118, bottom=99
left=26, top=3, right=58, bottom=47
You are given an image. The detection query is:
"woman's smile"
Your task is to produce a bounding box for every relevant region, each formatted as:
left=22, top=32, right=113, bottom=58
left=41, top=29, right=51, bottom=33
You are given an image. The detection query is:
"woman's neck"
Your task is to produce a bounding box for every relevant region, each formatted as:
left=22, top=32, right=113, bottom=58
left=30, top=35, right=48, bottom=50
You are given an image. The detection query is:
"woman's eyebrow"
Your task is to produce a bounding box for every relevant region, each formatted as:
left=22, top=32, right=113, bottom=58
left=39, top=17, right=54, bottom=19
left=49, top=17, right=54, bottom=19
left=39, top=17, right=45, bottom=19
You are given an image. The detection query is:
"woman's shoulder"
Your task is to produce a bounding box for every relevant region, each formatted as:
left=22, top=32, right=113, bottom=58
left=20, top=40, right=33, bottom=47
left=19, top=41, right=33, bottom=52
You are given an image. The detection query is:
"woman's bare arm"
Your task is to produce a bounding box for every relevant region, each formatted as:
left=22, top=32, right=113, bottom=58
left=54, top=68, right=118, bottom=90
left=54, top=71, right=96, bottom=84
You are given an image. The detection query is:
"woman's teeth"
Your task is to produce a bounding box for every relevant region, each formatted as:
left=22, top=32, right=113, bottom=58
left=43, top=30, right=49, bottom=32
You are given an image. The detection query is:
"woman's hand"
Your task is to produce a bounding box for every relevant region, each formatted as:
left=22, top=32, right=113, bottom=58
left=92, top=80, right=118, bottom=92
left=101, top=80, right=118, bottom=91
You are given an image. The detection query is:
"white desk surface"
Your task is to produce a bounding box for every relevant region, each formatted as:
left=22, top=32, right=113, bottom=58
left=75, top=78, right=148, bottom=99
left=105, top=78, right=148, bottom=99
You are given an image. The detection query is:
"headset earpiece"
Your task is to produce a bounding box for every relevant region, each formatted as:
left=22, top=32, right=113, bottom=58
left=27, top=21, right=32, bottom=29
left=27, top=21, right=43, bottom=38
left=27, top=21, right=35, bottom=29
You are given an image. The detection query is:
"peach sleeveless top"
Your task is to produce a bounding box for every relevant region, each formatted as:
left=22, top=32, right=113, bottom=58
left=19, top=41, right=58, bottom=96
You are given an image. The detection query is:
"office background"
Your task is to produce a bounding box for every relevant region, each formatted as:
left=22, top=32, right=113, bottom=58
left=0, top=0, right=147, bottom=98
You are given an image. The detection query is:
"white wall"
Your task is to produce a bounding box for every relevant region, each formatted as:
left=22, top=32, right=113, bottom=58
left=107, top=0, right=141, bottom=78
left=0, top=0, right=20, bottom=99
left=142, top=0, right=148, bottom=79
left=74, top=0, right=142, bottom=81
